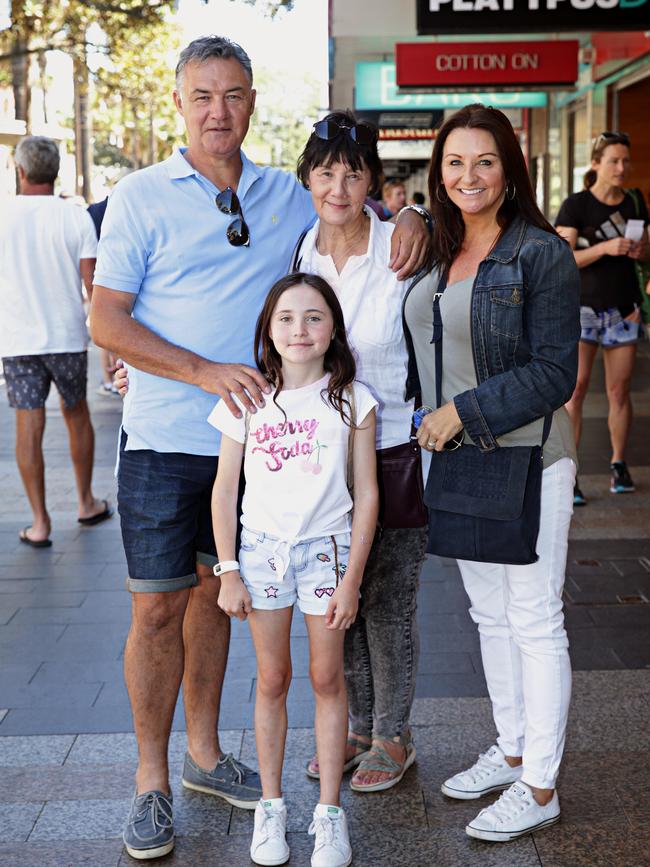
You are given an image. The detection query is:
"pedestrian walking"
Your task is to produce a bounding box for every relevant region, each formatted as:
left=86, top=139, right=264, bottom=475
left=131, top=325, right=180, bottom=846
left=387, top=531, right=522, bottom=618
left=556, top=132, right=650, bottom=504
left=211, top=272, right=378, bottom=867
left=404, top=104, right=580, bottom=842
left=0, top=136, right=113, bottom=549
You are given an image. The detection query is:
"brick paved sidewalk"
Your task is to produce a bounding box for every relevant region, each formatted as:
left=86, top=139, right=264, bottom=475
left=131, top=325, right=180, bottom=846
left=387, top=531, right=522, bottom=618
left=0, top=345, right=648, bottom=866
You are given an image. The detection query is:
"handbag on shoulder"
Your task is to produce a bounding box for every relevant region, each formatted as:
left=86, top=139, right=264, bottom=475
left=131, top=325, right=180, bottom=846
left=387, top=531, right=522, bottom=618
left=346, top=387, right=427, bottom=531
left=424, top=270, right=550, bottom=565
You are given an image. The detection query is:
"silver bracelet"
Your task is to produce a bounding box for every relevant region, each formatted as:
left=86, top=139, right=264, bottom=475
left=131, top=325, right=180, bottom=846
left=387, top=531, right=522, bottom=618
left=213, top=560, right=240, bottom=577
left=397, top=204, right=433, bottom=230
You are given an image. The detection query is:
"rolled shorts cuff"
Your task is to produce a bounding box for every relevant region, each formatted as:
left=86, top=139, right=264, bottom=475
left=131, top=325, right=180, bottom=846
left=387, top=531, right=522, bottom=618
left=125, top=572, right=199, bottom=593
left=298, top=601, right=332, bottom=616
left=196, top=551, right=218, bottom=568
left=252, top=597, right=295, bottom=612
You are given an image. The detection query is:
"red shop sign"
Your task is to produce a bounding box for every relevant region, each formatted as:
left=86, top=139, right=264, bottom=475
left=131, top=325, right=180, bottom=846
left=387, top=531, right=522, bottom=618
left=396, top=40, right=579, bottom=88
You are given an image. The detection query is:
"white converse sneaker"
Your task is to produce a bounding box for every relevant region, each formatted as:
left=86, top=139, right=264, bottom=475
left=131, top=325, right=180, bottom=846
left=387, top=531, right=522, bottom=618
left=250, top=798, right=290, bottom=866
left=309, top=804, right=352, bottom=867
left=466, top=781, right=560, bottom=841
left=441, top=745, right=522, bottom=800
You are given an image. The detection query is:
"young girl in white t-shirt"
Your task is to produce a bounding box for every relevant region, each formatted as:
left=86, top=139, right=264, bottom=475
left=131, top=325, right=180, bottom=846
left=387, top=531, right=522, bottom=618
left=208, top=272, right=378, bottom=867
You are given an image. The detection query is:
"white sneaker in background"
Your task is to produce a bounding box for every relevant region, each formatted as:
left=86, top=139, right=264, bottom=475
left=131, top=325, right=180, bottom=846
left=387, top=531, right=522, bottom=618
left=441, top=744, right=523, bottom=800
left=465, top=781, right=561, bottom=841
left=309, top=804, right=352, bottom=867
left=250, top=798, right=290, bottom=866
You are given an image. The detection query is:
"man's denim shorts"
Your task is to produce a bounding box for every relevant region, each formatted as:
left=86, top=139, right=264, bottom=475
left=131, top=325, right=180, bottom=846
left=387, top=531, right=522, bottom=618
left=580, top=306, right=644, bottom=348
left=117, top=430, right=219, bottom=593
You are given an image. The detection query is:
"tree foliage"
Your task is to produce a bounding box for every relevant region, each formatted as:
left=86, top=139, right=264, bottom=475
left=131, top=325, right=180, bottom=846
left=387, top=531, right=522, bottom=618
left=230, top=0, right=294, bottom=14
left=92, top=18, right=181, bottom=169
left=247, top=66, right=320, bottom=170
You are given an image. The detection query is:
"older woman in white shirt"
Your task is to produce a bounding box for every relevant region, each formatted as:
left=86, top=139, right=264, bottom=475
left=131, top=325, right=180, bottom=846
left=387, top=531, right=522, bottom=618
left=298, top=111, right=429, bottom=792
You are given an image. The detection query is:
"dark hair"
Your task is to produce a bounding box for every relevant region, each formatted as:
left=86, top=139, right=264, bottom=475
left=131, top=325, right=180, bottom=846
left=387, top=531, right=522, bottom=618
left=427, top=103, right=557, bottom=270
left=412, top=191, right=425, bottom=205
left=297, top=110, right=383, bottom=198
left=583, top=132, right=631, bottom=189
left=254, top=272, right=357, bottom=425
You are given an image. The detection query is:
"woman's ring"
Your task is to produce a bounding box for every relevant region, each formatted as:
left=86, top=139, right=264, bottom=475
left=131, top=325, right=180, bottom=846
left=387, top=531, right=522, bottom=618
left=427, top=439, right=436, bottom=449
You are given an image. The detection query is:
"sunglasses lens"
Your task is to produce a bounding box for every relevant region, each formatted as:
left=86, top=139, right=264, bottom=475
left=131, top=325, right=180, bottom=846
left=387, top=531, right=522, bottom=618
left=313, top=120, right=336, bottom=140
left=216, top=188, right=239, bottom=215
left=350, top=124, right=376, bottom=145
left=226, top=218, right=250, bottom=247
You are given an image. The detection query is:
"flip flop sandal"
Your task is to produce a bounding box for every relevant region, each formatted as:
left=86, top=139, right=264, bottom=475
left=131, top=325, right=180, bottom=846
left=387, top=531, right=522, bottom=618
left=349, top=740, right=416, bottom=793
left=306, top=734, right=371, bottom=780
left=78, top=500, right=114, bottom=526
left=19, top=527, right=52, bottom=549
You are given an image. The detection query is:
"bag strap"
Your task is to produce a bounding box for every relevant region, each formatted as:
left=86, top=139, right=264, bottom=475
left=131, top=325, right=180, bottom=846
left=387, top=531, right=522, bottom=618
left=626, top=187, right=641, bottom=218
left=430, top=270, right=552, bottom=447
left=290, top=228, right=309, bottom=273
left=346, top=385, right=356, bottom=492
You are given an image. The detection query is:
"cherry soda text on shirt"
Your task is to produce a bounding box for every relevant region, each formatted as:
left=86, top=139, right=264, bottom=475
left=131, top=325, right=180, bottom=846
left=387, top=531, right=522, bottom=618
left=250, top=417, right=321, bottom=472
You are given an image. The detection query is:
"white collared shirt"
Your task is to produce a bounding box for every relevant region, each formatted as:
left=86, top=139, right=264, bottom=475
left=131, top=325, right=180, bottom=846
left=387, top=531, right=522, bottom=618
left=297, top=208, right=414, bottom=449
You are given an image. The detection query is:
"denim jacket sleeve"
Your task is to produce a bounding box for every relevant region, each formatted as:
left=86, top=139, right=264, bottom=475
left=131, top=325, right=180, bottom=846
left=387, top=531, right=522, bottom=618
left=453, top=233, right=580, bottom=452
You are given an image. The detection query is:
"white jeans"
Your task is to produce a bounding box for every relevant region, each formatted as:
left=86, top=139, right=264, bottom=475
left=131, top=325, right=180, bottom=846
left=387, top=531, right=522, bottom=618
left=457, top=457, right=576, bottom=790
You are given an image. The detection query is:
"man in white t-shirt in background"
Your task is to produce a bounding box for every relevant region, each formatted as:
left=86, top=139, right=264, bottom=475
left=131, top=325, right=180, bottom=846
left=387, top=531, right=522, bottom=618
left=0, top=136, right=113, bottom=548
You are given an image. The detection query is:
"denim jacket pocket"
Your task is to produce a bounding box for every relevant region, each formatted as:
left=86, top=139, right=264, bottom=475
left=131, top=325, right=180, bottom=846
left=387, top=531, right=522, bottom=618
left=489, top=285, right=524, bottom=339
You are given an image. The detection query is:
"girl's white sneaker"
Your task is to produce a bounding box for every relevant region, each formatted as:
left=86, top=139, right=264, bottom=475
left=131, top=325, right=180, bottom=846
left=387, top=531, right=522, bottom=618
left=465, top=781, right=561, bottom=842
left=250, top=798, right=290, bottom=866
left=308, top=804, right=352, bottom=867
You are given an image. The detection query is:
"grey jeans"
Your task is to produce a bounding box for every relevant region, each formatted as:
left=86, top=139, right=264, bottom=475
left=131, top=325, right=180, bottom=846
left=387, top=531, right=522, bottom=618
left=344, top=526, right=428, bottom=740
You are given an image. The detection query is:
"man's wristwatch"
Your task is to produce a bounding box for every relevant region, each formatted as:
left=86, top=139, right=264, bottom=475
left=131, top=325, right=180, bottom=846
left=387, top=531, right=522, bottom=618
left=397, top=204, right=433, bottom=232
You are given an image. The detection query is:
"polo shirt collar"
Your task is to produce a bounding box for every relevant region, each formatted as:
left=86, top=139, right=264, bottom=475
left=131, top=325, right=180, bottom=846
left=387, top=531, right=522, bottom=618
left=165, top=147, right=262, bottom=198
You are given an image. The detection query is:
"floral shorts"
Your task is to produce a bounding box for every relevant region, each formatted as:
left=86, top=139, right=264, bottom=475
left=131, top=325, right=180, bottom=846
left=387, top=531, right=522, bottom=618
left=239, top=527, right=350, bottom=615
left=2, top=352, right=87, bottom=409
left=580, top=306, right=644, bottom=348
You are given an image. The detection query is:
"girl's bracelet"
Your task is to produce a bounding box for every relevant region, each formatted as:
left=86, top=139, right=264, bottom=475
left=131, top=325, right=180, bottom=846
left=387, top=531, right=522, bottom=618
left=213, top=560, right=240, bottom=577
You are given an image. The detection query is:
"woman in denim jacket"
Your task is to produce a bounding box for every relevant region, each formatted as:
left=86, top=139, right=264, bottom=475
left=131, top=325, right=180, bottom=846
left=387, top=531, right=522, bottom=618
left=403, top=104, right=580, bottom=843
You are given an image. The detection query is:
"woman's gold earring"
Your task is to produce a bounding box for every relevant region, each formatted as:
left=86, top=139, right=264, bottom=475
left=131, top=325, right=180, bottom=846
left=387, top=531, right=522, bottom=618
left=435, top=184, right=448, bottom=204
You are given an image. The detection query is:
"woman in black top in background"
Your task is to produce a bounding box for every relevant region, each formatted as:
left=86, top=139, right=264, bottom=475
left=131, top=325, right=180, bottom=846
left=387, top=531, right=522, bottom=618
left=556, top=132, right=649, bottom=504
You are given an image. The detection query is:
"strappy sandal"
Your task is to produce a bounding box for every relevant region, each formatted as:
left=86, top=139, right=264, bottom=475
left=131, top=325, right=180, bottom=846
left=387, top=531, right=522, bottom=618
left=349, top=735, right=416, bottom=793
left=305, top=733, right=371, bottom=780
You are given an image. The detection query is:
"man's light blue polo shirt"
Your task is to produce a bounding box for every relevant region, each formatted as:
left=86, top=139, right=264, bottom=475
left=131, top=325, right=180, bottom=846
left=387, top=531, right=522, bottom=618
left=94, top=148, right=315, bottom=455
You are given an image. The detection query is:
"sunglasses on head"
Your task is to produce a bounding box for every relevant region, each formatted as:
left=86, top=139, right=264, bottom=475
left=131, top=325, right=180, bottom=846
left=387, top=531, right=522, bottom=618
left=312, top=119, right=377, bottom=146
left=595, top=131, right=630, bottom=148
left=215, top=187, right=250, bottom=248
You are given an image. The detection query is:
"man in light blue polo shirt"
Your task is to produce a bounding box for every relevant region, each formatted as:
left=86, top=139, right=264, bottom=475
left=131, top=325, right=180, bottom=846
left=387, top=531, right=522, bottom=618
left=90, top=35, right=427, bottom=860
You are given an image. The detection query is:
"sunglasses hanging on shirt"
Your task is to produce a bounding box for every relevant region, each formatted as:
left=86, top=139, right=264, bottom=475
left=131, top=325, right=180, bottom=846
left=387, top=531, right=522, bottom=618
left=215, top=187, right=250, bottom=248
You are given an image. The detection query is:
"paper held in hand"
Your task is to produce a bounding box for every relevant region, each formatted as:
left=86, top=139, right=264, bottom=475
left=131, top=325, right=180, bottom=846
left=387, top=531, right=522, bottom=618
left=625, top=220, right=645, bottom=243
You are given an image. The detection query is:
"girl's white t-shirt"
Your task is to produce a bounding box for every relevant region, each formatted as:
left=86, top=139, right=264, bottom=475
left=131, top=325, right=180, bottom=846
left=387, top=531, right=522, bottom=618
left=208, top=375, right=377, bottom=543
